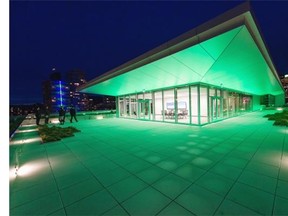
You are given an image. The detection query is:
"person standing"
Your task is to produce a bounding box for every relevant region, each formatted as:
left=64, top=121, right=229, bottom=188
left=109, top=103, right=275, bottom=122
left=69, top=105, right=78, bottom=123
left=44, top=106, right=50, bottom=124
left=35, top=107, right=41, bottom=125
left=58, top=106, right=65, bottom=125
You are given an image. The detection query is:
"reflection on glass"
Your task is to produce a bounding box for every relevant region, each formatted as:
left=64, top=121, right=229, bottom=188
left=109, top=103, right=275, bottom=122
left=163, top=89, right=175, bottom=122
left=200, top=87, right=208, bottom=124
left=154, top=91, right=163, bottom=121
left=117, top=85, right=253, bottom=125
left=177, top=88, right=189, bottom=124
left=130, top=95, right=137, bottom=118
left=191, top=86, right=198, bottom=124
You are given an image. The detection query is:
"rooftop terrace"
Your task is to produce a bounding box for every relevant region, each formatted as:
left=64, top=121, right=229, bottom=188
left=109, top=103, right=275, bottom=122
left=9, top=110, right=288, bottom=215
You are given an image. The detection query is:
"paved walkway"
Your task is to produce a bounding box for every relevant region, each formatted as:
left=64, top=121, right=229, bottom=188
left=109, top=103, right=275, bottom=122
left=9, top=111, right=288, bottom=215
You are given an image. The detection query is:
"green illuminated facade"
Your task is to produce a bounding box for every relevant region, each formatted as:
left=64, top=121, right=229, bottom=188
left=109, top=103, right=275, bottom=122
left=79, top=3, right=284, bottom=125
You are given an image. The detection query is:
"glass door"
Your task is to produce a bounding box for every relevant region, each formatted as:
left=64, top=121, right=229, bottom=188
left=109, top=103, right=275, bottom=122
left=138, top=99, right=151, bottom=120
left=210, top=96, right=222, bottom=122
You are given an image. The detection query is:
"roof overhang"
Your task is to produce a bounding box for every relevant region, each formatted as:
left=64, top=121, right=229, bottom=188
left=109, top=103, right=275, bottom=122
left=78, top=2, right=284, bottom=96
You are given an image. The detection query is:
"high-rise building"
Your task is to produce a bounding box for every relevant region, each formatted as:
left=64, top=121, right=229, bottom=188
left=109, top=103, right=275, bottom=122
left=86, top=94, right=116, bottom=110
left=65, top=69, right=89, bottom=111
left=42, top=69, right=70, bottom=113
left=280, top=75, right=288, bottom=103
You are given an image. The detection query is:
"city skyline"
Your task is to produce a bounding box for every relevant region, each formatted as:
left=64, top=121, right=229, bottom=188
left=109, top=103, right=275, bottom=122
left=10, top=1, right=288, bottom=104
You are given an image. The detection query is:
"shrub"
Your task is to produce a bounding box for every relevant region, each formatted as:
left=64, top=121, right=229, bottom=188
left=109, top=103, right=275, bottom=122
left=273, top=119, right=288, bottom=126
left=38, top=125, right=81, bottom=143
left=264, top=110, right=288, bottom=127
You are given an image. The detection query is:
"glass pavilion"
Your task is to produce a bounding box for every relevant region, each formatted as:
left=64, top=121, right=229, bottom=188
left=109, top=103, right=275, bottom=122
left=79, top=3, right=284, bottom=126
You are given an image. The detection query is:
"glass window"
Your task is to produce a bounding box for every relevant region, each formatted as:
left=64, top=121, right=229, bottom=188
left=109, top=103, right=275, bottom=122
left=144, top=92, right=152, bottom=100
left=130, top=94, right=137, bottom=118
left=119, top=97, right=125, bottom=117
left=154, top=91, right=163, bottom=121
left=125, top=96, right=130, bottom=117
left=200, top=87, right=208, bottom=124
left=177, top=88, right=189, bottom=124
left=209, top=88, right=216, bottom=97
left=163, top=89, right=175, bottom=122
left=222, top=91, right=229, bottom=118
left=138, top=93, right=144, bottom=100
left=191, top=86, right=199, bottom=124
left=228, top=92, right=239, bottom=117
left=240, top=94, right=252, bottom=113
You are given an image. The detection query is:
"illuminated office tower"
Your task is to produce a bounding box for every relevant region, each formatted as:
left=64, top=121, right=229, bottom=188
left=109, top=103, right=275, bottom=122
left=65, top=69, right=89, bottom=111
left=43, top=71, right=70, bottom=113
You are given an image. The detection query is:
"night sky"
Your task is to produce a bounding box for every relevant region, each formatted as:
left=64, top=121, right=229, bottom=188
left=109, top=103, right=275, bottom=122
left=10, top=1, right=288, bottom=104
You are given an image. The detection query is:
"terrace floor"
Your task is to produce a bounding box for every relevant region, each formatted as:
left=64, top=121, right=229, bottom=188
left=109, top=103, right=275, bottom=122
left=9, top=110, right=288, bottom=215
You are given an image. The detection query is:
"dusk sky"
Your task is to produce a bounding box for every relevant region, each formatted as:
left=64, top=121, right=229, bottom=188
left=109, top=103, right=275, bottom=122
left=10, top=1, right=288, bottom=104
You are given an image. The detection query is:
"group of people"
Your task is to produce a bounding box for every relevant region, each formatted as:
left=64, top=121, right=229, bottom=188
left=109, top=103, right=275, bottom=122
left=35, top=106, right=50, bottom=125
left=58, top=105, right=78, bottom=125
left=34, top=105, right=78, bottom=126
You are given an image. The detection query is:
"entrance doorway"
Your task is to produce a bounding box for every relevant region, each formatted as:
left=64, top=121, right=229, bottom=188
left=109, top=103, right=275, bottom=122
left=210, top=96, right=222, bottom=122
left=138, top=99, right=152, bottom=120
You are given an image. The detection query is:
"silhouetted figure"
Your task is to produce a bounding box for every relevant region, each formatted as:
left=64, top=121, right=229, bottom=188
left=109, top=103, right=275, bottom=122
left=35, top=107, right=41, bottom=125
left=69, top=105, right=78, bottom=123
left=58, top=106, right=66, bottom=125
left=44, top=106, right=50, bottom=124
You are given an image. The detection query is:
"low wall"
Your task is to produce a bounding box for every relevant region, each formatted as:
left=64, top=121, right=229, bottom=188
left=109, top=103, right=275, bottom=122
left=48, top=110, right=116, bottom=124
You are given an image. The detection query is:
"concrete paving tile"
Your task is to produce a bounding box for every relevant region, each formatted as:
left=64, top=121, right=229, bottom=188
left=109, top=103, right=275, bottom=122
left=279, top=167, right=288, bottom=182
left=55, top=169, right=93, bottom=190
left=124, top=159, right=152, bottom=174
left=113, top=154, right=140, bottom=166
left=273, top=196, right=288, bottom=216
left=215, top=199, right=261, bottom=215
left=276, top=179, right=288, bottom=200
left=51, top=160, right=85, bottom=178
left=107, top=175, right=148, bottom=202
left=10, top=179, right=58, bottom=209
left=142, top=152, right=168, bottom=164
left=152, top=173, right=191, bottom=199
left=175, top=184, right=223, bottom=215
left=10, top=192, right=63, bottom=216
left=60, top=178, right=103, bottom=206
left=221, top=156, right=249, bottom=169
left=96, top=166, right=131, bottom=187
left=227, top=182, right=274, bottom=215
left=102, top=205, right=129, bottom=215
left=122, top=187, right=171, bottom=215
left=157, top=201, right=194, bottom=215
left=174, top=163, right=206, bottom=183
left=246, top=160, right=279, bottom=178
left=156, top=157, right=185, bottom=172
left=201, top=151, right=224, bottom=162
left=190, top=156, right=216, bottom=170
left=136, top=165, right=170, bottom=184
left=210, top=163, right=242, bottom=180
left=65, top=189, right=118, bottom=215
left=238, top=170, right=277, bottom=194
left=10, top=168, right=55, bottom=193
left=195, top=172, right=234, bottom=197
left=48, top=208, right=66, bottom=216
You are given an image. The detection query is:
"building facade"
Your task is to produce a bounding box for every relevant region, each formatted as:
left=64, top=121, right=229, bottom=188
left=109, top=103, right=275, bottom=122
left=66, top=69, right=89, bottom=111
left=43, top=69, right=91, bottom=112
left=43, top=71, right=70, bottom=112
left=43, top=80, right=70, bottom=112
left=78, top=3, right=284, bottom=126
left=118, top=85, right=253, bottom=125
left=280, top=75, right=288, bottom=104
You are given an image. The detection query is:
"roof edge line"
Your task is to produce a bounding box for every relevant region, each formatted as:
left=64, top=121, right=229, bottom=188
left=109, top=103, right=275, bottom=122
left=78, top=2, right=251, bottom=92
